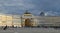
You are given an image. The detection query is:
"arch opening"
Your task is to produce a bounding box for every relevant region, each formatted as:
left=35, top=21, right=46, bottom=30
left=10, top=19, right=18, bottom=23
left=25, top=18, right=32, bottom=27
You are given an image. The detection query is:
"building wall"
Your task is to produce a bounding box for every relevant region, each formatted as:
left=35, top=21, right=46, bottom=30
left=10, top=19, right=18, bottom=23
left=21, top=14, right=35, bottom=27
left=0, top=14, right=21, bottom=27
left=36, top=16, right=60, bottom=26
left=0, top=14, right=60, bottom=27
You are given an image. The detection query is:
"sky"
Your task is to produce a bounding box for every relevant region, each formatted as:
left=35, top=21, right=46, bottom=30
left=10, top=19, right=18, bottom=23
left=0, top=0, right=60, bottom=16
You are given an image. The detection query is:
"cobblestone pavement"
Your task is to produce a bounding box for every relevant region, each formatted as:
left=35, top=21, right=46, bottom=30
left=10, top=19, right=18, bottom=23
left=0, top=28, right=60, bottom=33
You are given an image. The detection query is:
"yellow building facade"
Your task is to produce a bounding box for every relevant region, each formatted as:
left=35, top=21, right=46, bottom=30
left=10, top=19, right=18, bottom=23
left=0, top=12, right=60, bottom=27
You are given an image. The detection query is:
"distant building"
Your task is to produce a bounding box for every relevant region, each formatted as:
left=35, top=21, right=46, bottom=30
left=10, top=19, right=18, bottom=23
left=39, top=12, right=45, bottom=16
left=0, top=11, right=60, bottom=27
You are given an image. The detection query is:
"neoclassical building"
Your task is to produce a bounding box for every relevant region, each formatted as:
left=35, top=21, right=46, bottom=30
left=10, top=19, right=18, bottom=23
left=0, top=11, right=60, bottom=27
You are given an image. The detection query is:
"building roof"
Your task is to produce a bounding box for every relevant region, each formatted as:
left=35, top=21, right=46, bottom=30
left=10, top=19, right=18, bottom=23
left=24, top=10, right=31, bottom=14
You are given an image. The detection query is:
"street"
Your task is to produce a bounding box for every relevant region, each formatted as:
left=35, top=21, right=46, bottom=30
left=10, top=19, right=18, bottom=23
left=0, top=28, right=60, bottom=33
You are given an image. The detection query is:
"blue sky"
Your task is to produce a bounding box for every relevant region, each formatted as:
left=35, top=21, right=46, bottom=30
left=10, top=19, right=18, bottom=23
left=0, top=0, right=60, bottom=16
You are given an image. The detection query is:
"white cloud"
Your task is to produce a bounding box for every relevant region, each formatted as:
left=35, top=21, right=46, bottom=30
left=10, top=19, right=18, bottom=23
left=45, top=11, right=58, bottom=16
left=0, top=0, right=59, bottom=16
left=0, top=0, right=35, bottom=14
left=0, top=0, right=35, bottom=8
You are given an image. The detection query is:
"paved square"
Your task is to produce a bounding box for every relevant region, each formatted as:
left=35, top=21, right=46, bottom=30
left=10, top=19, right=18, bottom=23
left=0, top=28, right=60, bottom=33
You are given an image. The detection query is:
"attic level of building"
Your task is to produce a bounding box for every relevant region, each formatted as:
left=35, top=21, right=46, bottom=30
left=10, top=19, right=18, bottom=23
left=23, top=10, right=32, bottom=16
left=24, top=10, right=31, bottom=14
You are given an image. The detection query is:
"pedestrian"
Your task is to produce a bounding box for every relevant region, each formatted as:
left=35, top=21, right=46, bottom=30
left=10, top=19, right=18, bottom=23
left=3, top=25, right=7, bottom=30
